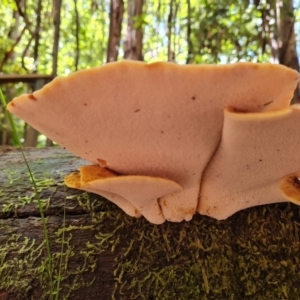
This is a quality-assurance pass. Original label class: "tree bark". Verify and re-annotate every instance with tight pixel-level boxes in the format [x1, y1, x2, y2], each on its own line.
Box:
[1, 148, 300, 299]
[52, 0, 62, 77]
[33, 0, 43, 73]
[107, 0, 124, 63]
[186, 0, 193, 64]
[124, 0, 144, 60]
[270, 0, 299, 104]
[167, 0, 179, 62]
[74, 0, 80, 70]
[23, 125, 39, 147]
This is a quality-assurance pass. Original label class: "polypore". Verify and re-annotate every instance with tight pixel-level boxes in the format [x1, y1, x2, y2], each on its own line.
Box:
[7, 61, 299, 223]
[199, 105, 300, 219]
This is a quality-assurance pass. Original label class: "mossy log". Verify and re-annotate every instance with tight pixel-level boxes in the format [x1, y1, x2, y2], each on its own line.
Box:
[1, 147, 300, 299]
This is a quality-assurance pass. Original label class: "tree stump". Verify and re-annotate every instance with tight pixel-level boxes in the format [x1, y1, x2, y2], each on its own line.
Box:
[1, 147, 300, 299]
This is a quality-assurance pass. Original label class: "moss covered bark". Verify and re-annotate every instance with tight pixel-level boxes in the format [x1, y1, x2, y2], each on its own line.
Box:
[1, 148, 300, 299]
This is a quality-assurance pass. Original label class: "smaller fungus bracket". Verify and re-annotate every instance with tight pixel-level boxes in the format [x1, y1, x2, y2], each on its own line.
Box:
[279, 173, 300, 205]
[65, 167, 141, 218]
[65, 165, 182, 224]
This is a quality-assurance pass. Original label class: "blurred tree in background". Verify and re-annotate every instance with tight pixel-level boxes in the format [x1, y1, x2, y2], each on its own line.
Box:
[0, 0, 299, 147]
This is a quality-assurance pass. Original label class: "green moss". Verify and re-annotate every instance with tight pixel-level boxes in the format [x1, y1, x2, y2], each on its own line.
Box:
[0, 214, 111, 299]
[0, 169, 57, 215]
[0, 231, 44, 298]
[3, 187, 300, 299]
[3, 154, 300, 299]
[0, 166, 112, 298]
[109, 205, 300, 300]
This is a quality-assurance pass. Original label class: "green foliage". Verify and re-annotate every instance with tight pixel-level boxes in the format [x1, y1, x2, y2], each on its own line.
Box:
[0, 0, 293, 75]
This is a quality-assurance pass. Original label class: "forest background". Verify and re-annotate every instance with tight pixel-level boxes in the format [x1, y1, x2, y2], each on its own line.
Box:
[0, 0, 299, 147]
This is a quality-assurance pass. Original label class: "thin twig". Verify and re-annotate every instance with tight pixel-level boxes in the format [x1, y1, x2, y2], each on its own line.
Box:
[14, 0, 35, 37]
[0, 26, 26, 72]
[21, 36, 33, 72]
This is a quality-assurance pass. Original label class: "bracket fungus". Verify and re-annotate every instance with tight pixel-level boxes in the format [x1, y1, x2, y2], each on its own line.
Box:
[65, 165, 182, 224]
[199, 105, 300, 219]
[7, 61, 300, 223]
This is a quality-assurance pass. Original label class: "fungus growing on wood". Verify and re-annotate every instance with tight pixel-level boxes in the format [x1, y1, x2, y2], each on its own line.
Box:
[65, 165, 182, 224]
[7, 61, 299, 223]
[199, 105, 300, 219]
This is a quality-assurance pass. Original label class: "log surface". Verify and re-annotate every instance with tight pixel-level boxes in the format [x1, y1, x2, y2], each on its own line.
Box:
[1, 147, 300, 300]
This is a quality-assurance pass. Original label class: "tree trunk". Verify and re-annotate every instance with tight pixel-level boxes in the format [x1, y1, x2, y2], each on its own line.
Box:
[107, 0, 124, 63]
[270, 0, 299, 104]
[1, 147, 300, 299]
[1, 112, 11, 146]
[73, 0, 80, 70]
[124, 0, 144, 60]
[167, 0, 179, 62]
[33, 0, 43, 73]
[52, 0, 62, 77]
[186, 0, 193, 64]
[23, 126, 39, 147]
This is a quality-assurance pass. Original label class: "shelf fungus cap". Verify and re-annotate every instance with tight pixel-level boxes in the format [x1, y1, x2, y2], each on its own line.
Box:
[64, 165, 140, 217]
[7, 61, 299, 222]
[199, 105, 300, 220]
[65, 165, 182, 224]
